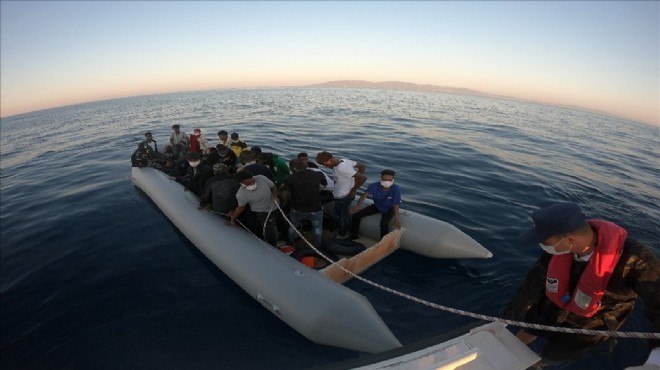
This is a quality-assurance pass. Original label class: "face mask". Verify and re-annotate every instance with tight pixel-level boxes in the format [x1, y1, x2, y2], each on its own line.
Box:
[380, 180, 394, 188]
[188, 161, 200, 168]
[539, 237, 570, 255]
[244, 183, 257, 191]
[232, 139, 239, 143]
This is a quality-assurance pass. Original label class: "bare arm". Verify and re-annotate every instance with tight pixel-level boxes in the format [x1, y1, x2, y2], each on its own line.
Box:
[349, 172, 367, 198]
[351, 192, 370, 214]
[229, 205, 246, 226]
[392, 204, 401, 229]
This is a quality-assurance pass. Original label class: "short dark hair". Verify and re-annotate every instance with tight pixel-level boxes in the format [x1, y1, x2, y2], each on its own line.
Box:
[234, 169, 254, 182]
[230, 132, 239, 139]
[218, 130, 228, 136]
[297, 152, 309, 159]
[172, 124, 180, 129]
[239, 150, 255, 163]
[381, 169, 395, 177]
[289, 158, 307, 171]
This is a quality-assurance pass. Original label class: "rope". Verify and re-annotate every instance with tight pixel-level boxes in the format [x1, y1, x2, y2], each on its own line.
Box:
[272, 202, 660, 340]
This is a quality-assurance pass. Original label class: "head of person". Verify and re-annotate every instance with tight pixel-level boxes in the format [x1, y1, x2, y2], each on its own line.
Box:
[212, 163, 228, 174]
[172, 124, 180, 133]
[186, 152, 201, 168]
[193, 128, 201, 137]
[144, 131, 153, 142]
[315, 151, 336, 168]
[250, 146, 262, 158]
[216, 144, 230, 156]
[235, 170, 257, 190]
[289, 158, 307, 172]
[297, 152, 310, 166]
[380, 169, 395, 188]
[257, 152, 273, 166]
[238, 150, 255, 165]
[218, 130, 228, 142]
[519, 202, 592, 255]
[230, 132, 240, 143]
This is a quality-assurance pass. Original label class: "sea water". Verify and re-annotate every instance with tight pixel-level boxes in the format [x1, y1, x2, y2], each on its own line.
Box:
[1, 88, 658, 370]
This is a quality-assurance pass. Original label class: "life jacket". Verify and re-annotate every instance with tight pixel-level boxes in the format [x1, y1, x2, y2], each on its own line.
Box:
[545, 219, 627, 317]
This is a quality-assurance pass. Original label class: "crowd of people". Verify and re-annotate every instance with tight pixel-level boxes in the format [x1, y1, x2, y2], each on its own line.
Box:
[131, 126, 658, 369]
[130, 126, 403, 249]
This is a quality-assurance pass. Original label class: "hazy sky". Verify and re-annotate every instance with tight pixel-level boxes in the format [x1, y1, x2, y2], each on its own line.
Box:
[1, 1, 658, 125]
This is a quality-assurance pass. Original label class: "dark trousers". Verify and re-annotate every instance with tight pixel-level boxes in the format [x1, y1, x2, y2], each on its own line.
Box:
[255, 211, 278, 247]
[350, 204, 394, 239]
[334, 195, 354, 237]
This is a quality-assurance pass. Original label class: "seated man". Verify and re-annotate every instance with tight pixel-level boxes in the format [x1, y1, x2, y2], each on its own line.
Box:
[184, 152, 213, 197]
[199, 163, 239, 215]
[350, 169, 401, 240]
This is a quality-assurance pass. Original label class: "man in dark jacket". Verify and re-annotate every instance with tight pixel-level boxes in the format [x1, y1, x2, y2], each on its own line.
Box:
[184, 152, 213, 197]
[281, 159, 327, 247]
[501, 202, 659, 367]
[199, 163, 239, 215]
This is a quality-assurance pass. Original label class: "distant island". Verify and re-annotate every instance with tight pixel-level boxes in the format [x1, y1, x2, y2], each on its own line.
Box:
[304, 80, 617, 121]
[306, 80, 491, 98]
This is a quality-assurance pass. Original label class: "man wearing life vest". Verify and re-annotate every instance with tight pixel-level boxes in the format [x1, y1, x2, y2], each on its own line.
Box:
[501, 202, 659, 368]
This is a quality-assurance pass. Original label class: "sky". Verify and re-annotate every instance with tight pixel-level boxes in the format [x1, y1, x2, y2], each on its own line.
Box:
[1, 1, 658, 126]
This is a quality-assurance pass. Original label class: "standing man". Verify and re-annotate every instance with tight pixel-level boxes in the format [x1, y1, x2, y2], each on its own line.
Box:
[217, 130, 229, 146]
[501, 202, 659, 367]
[350, 169, 401, 240]
[315, 151, 367, 240]
[169, 124, 187, 159]
[141, 131, 158, 154]
[229, 170, 280, 247]
[282, 159, 327, 248]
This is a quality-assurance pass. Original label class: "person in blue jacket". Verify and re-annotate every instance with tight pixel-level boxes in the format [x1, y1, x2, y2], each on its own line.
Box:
[349, 169, 401, 240]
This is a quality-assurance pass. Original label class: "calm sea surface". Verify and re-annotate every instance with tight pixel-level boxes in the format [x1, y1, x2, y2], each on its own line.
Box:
[1, 88, 658, 370]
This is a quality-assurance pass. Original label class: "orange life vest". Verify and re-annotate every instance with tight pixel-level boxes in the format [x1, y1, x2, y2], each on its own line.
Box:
[545, 219, 627, 317]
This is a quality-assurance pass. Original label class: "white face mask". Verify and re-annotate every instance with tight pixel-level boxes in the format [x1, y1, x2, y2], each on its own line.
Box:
[380, 180, 394, 188]
[232, 139, 239, 143]
[188, 160, 200, 168]
[539, 237, 570, 255]
[244, 183, 257, 191]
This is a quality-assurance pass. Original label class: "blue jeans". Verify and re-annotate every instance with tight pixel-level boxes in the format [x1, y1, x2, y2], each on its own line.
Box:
[334, 195, 354, 237]
[288, 209, 323, 248]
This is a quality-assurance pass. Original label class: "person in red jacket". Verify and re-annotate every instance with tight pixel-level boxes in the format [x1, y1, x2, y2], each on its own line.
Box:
[502, 202, 659, 367]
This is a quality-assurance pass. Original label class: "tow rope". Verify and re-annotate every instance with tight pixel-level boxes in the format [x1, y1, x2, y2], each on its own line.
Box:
[211, 202, 660, 340]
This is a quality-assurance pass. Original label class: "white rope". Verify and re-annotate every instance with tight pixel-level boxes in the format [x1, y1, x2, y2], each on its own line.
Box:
[272, 202, 660, 340]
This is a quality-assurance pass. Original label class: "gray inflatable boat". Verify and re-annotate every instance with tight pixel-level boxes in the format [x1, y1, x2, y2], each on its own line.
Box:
[131, 167, 492, 353]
